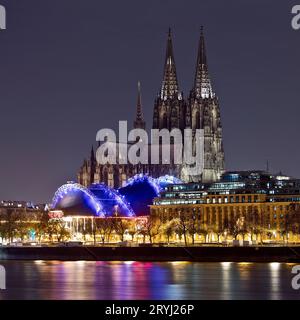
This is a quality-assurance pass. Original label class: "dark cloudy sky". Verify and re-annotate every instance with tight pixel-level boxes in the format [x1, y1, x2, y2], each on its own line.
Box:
[0, 0, 299, 203]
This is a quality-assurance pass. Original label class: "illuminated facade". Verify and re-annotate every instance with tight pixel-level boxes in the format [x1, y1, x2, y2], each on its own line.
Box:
[151, 171, 300, 243]
[78, 28, 225, 188]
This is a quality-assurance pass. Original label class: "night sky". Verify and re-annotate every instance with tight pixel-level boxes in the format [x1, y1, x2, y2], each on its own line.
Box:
[0, 0, 299, 203]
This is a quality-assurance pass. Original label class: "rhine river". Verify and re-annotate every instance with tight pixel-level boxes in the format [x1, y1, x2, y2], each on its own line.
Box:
[0, 261, 299, 300]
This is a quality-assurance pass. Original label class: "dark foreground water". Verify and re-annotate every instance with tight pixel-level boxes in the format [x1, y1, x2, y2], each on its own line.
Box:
[0, 261, 299, 300]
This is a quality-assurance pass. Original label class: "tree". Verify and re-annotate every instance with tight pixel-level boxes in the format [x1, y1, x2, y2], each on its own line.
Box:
[16, 210, 36, 242]
[237, 216, 248, 241]
[284, 205, 300, 243]
[247, 208, 261, 243]
[187, 212, 198, 245]
[163, 219, 176, 244]
[0, 209, 7, 242]
[47, 219, 70, 242]
[0, 209, 19, 242]
[112, 218, 130, 242]
[197, 219, 209, 243]
[228, 218, 239, 240]
[34, 211, 50, 243]
[94, 217, 114, 244]
[142, 215, 162, 244]
[212, 224, 224, 243]
[175, 212, 189, 246]
[56, 221, 70, 242]
[139, 228, 148, 244]
[127, 220, 137, 242]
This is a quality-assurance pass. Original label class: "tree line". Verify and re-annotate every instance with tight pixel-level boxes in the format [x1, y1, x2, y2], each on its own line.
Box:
[0, 206, 300, 245]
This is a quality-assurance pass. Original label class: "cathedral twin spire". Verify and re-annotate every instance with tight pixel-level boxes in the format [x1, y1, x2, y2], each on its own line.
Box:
[194, 26, 214, 99]
[160, 28, 181, 101]
[160, 27, 214, 101]
[135, 27, 215, 130]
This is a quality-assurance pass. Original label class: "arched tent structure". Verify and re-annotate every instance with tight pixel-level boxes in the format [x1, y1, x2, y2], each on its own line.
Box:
[52, 182, 135, 217]
[52, 183, 104, 217]
[52, 175, 182, 217]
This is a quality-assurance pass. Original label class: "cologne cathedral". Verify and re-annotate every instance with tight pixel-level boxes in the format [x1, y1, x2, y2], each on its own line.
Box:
[78, 28, 225, 188]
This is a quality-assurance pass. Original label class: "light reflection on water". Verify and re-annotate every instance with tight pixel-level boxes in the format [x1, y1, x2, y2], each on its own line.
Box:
[0, 261, 299, 300]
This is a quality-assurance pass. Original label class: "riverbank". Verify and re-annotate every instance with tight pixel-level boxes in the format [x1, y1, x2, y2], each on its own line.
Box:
[1, 246, 300, 262]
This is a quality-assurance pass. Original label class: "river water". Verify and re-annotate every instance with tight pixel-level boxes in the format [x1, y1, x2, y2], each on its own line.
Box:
[0, 261, 299, 300]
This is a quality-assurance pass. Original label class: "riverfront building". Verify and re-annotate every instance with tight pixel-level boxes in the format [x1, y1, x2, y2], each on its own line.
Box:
[150, 171, 300, 243]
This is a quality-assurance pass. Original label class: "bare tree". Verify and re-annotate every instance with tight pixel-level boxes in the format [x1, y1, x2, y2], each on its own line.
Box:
[47, 218, 70, 242]
[112, 218, 130, 242]
[175, 212, 190, 246]
[187, 212, 198, 245]
[142, 215, 162, 244]
[163, 219, 176, 244]
[197, 221, 209, 243]
[127, 220, 137, 242]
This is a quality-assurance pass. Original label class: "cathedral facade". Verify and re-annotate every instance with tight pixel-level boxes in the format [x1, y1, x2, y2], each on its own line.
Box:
[78, 28, 225, 188]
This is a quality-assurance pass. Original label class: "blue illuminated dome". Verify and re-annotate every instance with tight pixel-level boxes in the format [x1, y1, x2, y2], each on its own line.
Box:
[52, 175, 182, 217]
[89, 183, 134, 217]
[118, 174, 182, 216]
[52, 182, 134, 217]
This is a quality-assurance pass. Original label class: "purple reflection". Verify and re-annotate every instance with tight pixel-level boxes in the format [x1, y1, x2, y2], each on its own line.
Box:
[0, 261, 299, 300]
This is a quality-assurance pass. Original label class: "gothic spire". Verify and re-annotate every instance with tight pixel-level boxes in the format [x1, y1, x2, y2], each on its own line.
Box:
[134, 81, 146, 129]
[160, 28, 181, 100]
[90, 145, 95, 163]
[194, 26, 214, 99]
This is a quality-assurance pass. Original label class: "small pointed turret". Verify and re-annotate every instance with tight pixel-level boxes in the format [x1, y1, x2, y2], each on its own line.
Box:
[134, 81, 146, 129]
[90, 145, 96, 184]
[160, 28, 180, 100]
[194, 27, 214, 99]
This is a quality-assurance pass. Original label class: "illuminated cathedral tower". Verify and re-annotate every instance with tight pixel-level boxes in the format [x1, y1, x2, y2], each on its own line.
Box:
[188, 27, 225, 181]
[153, 29, 186, 131]
[153, 27, 225, 182]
